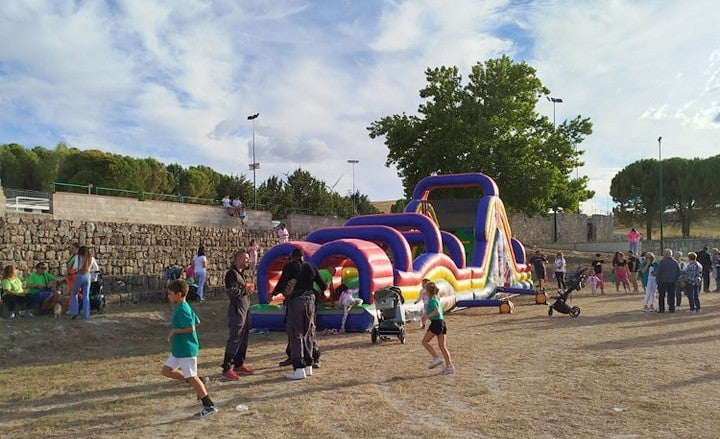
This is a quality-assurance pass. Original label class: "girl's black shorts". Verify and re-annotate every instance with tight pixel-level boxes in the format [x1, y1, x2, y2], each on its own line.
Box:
[428, 319, 447, 335]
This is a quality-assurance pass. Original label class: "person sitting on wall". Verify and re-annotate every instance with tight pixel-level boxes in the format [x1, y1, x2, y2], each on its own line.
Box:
[26, 262, 63, 315]
[221, 194, 233, 216]
[231, 196, 242, 217]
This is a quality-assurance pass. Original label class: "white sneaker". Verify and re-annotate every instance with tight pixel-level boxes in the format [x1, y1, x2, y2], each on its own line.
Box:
[9, 312, 15, 319]
[428, 357, 443, 369]
[287, 368, 306, 380]
[440, 365, 456, 375]
[304, 366, 313, 377]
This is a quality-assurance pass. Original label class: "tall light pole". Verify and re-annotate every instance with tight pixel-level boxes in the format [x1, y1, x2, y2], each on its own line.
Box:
[658, 136, 664, 252]
[348, 159, 359, 212]
[547, 96, 563, 129]
[547, 96, 563, 242]
[247, 113, 260, 209]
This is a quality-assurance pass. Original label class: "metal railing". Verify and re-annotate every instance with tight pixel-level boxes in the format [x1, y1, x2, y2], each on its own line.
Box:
[5, 196, 50, 212]
[52, 182, 219, 206]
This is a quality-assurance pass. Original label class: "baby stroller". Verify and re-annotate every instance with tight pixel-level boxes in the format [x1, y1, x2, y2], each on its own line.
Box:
[67, 272, 106, 314]
[370, 286, 406, 344]
[81, 272, 106, 314]
[547, 267, 587, 318]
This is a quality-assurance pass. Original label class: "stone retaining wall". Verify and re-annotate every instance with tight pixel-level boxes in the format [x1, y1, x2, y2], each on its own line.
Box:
[0, 212, 302, 301]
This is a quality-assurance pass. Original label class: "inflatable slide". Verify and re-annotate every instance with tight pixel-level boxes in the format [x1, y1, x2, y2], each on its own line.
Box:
[250, 173, 536, 331]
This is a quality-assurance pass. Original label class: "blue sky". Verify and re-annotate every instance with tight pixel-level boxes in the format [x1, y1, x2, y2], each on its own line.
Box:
[1, 0, 719, 214]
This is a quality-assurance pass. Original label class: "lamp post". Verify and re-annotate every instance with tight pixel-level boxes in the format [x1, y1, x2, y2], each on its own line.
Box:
[658, 136, 664, 252]
[348, 159, 359, 212]
[547, 96, 563, 243]
[547, 96, 563, 129]
[247, 113, 260, 209]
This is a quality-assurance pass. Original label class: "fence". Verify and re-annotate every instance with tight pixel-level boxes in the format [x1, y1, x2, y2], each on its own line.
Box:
[52, 182, 219, 206]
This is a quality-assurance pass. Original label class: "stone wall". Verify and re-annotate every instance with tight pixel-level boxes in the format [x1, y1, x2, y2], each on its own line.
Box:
[0, 212, 283, 301]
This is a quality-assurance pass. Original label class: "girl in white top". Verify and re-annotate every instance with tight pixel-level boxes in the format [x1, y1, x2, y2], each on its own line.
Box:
[193, 245, 208, 301]
[277, 223, 289, 243]
[70, 245, 100, 320]
[553, 252, 566, 291]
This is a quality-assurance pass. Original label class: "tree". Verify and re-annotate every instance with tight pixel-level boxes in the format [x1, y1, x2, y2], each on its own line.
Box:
[610, 159, 659, 239]
[0, 143, 41, 189]
[368, 56, 594, 215]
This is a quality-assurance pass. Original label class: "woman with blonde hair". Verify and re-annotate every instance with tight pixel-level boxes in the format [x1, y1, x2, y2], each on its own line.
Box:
[69, 246, 99, 320]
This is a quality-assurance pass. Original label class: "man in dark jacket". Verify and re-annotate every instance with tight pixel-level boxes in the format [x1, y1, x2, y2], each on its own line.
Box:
[220, 251, 254, 380]
[271, 248, 326, 380]
[696, 245, 712, 293]
[655, 248, 680, 313]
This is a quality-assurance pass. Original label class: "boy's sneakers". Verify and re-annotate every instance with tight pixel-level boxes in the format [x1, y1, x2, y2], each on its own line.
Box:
[9, 312, 15, 319]
[233, 364, 254, 375]
[287, 368, 306, 380]
[221, 369, 240, 381]
[428, 357, 443, 369]
[195, 405, 218, 418]
[440, 365, 456, 375]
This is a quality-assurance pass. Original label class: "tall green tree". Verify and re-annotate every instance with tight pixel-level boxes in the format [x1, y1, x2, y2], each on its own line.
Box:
[610, 159, 659, 239]
[0, 143, 41, 189]
[368, 56, 594, 215]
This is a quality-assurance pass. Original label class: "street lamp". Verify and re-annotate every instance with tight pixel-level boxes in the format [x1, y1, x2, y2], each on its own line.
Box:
[348, 159, 359, 212]
[658, 136, 664, 252]
[547, 96, 563, 242]
[247, 113, 260, 209]
[547, 96, 563, 128]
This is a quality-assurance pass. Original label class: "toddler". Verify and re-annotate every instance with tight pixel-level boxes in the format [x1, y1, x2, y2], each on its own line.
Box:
[338, 285, 363, 333]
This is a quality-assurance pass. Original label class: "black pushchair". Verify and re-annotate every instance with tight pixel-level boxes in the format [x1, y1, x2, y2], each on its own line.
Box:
[371, 286, 406, 344]
[77, 272, 106, 314]
[547, 267, 587, 318]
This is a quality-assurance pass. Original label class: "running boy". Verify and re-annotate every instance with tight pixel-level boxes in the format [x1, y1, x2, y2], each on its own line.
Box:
[421, 282, 454, 375]
[161, 279, 218, 418]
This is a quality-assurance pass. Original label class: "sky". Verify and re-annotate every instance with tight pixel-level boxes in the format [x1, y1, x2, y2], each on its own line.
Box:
[1, 0, 719, 214]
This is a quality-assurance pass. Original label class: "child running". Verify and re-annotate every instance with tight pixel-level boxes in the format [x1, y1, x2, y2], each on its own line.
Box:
[161, 279, 218, 418]
[421, 282, 454, 375]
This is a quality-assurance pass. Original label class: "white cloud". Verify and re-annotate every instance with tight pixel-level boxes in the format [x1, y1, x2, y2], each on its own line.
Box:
[1, 0, 719, 211]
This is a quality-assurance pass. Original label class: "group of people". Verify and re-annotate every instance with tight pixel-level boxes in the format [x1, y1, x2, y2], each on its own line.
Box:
[1, 242, 100, 320]
[221, 195, 248, 224]
[528, 242, 720, 314]
[162, 246, 455, 417]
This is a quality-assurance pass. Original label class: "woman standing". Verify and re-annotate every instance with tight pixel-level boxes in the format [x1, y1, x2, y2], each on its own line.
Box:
[70, 246, 99, 320]
[612, 251, 630, 293]
[193, 245, 208, 301]
[553, 251, 566, 291]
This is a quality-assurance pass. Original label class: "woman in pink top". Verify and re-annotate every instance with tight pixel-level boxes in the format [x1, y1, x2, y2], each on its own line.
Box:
[627, 228, 641, 254]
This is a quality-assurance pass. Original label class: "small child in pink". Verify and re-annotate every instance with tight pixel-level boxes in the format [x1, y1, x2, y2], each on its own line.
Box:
[339, 285, 363, 333]
[414, 279, 430, 328]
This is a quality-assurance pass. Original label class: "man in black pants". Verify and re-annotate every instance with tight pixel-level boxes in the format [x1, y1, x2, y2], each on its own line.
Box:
[220, 251, 254, 380]
[696, 245, 712, 293]
[271, 248, 325, 380]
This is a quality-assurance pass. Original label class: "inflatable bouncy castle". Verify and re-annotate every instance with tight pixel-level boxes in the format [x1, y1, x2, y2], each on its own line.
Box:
[250, 173, 536, 331]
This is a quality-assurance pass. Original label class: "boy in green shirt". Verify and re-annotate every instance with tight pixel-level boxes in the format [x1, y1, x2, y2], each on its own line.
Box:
[161, 280, 217, 418]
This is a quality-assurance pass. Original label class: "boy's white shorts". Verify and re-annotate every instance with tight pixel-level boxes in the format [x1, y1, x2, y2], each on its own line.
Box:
[164, 355, 198, 379]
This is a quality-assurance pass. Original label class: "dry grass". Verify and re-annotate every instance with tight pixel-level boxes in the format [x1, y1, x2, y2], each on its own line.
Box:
[3, 280, 720, 439]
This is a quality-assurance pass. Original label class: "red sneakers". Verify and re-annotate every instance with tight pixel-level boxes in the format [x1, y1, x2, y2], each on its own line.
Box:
[233, 364, 254, 375]
[222, 369, 240, 381]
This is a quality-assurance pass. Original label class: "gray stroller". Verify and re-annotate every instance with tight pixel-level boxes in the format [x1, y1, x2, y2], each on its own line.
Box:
[370, 286, 406, 344]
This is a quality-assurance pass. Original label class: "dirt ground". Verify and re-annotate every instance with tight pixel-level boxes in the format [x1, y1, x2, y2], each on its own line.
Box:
[2, 250, 720, 439]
